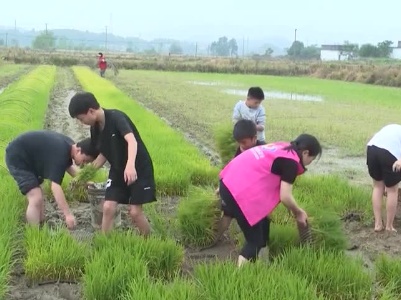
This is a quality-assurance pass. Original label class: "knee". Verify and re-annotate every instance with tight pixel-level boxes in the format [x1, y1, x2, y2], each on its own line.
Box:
[26, 188, 43, 207]
[103, 201, 117, 216]
[129, 205, 144, 220]
[386, 185, 399, 195]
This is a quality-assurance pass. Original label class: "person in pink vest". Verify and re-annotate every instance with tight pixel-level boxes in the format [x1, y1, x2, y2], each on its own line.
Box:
[219, 133, 322, 266]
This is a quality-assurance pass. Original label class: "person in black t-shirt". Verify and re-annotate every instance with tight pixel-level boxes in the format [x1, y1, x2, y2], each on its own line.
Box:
[68, 92, 156, 236]
[208, 120, 266, 249]
[5, 131, 99, 229]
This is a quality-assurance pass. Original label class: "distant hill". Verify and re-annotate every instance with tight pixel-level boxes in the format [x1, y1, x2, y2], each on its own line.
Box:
[0, 27, 290, 56]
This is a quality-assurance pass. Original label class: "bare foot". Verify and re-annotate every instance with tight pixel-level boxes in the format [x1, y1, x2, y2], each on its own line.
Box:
[385, 227, 397, 233]
[374, 224, 384, 232]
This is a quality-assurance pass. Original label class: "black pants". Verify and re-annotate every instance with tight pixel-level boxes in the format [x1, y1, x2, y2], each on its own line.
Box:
[219, 180, 270, 261]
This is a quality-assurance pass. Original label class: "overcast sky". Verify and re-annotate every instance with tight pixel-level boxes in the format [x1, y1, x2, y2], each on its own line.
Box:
[1, 0, 400, 45]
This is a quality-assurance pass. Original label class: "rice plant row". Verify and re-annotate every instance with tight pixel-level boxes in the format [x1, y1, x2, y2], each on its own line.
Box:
[0, 65, 56, 298]
[72, 66, 219, 196]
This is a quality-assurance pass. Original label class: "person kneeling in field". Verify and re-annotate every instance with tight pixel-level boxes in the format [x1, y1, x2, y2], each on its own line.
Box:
[212, 119, 266, 246]
[68, 92, 156, 236]
[219, 134, 322, 266]
[5, 131, 97, 229]
[367, 124, 401, 232]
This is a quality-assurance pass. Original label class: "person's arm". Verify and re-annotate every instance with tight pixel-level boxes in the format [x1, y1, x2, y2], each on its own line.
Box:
[232, 102, 241, 123]
[256, 106, 266, 132]
[92, 153, 107, 169]
[66, 165, 79, 177]
[51, 181, 72, 216]
[280, 182, 303, 216]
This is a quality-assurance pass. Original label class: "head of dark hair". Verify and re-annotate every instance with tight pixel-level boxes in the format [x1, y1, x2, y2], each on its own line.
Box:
[233, 119, 257, 141]
[77, 138, 99, 158]
[68, 92, 100, 118]
[98, 52, 103, 56]
[285, 133, 322, 159]
[247, 87, 265, 101]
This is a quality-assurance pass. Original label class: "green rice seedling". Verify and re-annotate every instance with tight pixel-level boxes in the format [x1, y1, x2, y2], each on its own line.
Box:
[274, 247, 373, 299]
[293, 174, 372, 221]
[375, 254, 401, 294]
[24, 225, 89, 283]
[177, 186, 221, 247]
[83, 246, 149, 300]
[194, 260, 323, 299]
[0, 176, 25, 299]
[64, 164, 108, 202]
[303, 205, 348, 251]
[92, 230, 184, 280]
[213, 122, 237, 166]
[121, 276, 200, 300]
[268, 223, 299, 257]
[144, 202, 176, 239]
[72, 66, 219, 196]
[376, 282, 399, 300]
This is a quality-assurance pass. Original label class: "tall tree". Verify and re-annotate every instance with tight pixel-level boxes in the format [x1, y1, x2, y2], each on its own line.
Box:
[32, 32, 56, 50]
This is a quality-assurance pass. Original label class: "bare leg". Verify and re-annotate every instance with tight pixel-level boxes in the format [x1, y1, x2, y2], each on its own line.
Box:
[102, 200, 117, 233]
[385, 185, 398, 232]
[129, 204, 151, 237]
[372, 180, 385, 231]
[39, 187, 45, 224]
[26, 187, 44, 226]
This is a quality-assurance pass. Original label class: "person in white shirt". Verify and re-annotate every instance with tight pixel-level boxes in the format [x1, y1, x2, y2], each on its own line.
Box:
[232, 87, 266, 143]
[367, 124, 401, 232]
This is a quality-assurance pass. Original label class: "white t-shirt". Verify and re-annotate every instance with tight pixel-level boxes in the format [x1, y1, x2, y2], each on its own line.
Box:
[232, 100, 266, 142]
[367, 124, 401, 159]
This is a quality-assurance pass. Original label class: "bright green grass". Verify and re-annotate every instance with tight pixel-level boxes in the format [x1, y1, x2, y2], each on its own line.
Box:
[111, 69, 401, 157]
[0, 64, 29, 83]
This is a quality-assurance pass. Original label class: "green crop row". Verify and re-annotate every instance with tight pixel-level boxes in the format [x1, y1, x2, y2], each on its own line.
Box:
[72, 66, 218, 196]
[0, 65, 56, 298]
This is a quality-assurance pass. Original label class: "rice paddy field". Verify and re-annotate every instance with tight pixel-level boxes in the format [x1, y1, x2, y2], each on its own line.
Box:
[1, 61, 401, 299]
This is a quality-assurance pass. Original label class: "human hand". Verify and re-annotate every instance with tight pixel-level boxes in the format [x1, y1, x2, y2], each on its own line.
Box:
[124, 164, 137, 185]
[393, 160, 401, 172]
[65, 214, 77, 230]
[295, 209, 308, 227]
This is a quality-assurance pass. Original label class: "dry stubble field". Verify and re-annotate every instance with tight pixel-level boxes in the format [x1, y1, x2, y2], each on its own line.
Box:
[2, 63, 401, 299]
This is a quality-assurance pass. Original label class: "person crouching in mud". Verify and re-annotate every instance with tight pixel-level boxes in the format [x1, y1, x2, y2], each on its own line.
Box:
[218, 134, 322, 267]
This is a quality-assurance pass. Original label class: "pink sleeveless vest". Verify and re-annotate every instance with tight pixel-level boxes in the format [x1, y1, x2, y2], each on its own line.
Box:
[219, 142, 305, 226]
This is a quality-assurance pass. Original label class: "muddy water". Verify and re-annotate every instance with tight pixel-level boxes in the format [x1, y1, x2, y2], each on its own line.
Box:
[224, 88, 323, 102]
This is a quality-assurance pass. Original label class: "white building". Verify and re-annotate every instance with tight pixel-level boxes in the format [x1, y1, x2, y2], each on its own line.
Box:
[320, 45, 352, 61]
[390, 41, 401, 59]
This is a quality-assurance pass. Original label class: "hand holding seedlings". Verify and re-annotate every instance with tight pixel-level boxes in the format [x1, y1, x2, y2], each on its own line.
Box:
[65, 213, 77, 229]
[392, 159, 401, 172]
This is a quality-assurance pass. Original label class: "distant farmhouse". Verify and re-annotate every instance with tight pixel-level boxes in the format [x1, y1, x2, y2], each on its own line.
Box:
[320, 45, 354, 61]
[390, 41, 401, 59]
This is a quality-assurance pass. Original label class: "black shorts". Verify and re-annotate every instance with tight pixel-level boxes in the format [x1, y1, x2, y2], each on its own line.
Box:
[367, 145, 401, 187]
[105, 169, 156, 205]
[219, 180, 270, 248]
[5, 146, 43, 195]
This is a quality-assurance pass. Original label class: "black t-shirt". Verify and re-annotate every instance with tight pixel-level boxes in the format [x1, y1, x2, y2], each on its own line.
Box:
[7, 130, 73, 184]
[90, 109, 152, 175]
[271, 157, 300, 184]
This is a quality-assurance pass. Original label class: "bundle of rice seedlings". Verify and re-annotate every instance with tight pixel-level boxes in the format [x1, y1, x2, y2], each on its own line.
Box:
[24, 224, 89, 283]
[194, 260, 323, 299]
[121, 276, 199, 300]
[92, 230, 184, 280]
[65, 164, 107, 203]
[177, 186, 221, 248]
[274, 247, 372, 300]
[302, 205, 348, 251]
[375, 254, 401, 294]
[269, 223, 299, 257]
[213, 122, 237, 166]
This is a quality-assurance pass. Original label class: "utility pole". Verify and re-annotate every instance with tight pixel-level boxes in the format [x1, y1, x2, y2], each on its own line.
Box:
[14, 19, 16, 31]
[105, 26, 108, 51]
[246, 36, 249, 56]
[195, 42, 198, 57]
[45, 23, 48, 34]
[294, 28, 297, 42]
[5, 33, 8, 47]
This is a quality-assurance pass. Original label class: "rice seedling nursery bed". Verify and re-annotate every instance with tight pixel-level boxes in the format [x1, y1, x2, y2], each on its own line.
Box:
[1, 64, 401, 299]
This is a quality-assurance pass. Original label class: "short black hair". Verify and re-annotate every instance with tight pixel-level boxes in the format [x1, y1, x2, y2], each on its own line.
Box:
[233, 119, 257, 141]
[285, 133, 322, 159]
[98, 52, 103, 56]
[248, 87, 265, 101]
[68, 92, 100, 118]
[77, 138, 99, 158]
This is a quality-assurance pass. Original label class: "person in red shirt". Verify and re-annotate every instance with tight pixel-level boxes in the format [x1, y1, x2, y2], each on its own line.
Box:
[97, 52, 107, 77]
